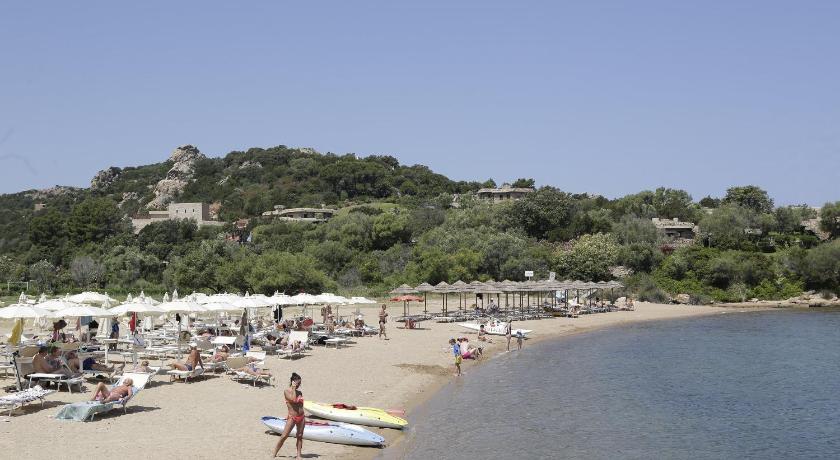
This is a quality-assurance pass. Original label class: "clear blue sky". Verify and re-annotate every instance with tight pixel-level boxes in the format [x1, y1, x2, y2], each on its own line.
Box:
[2, 1, 839, 205]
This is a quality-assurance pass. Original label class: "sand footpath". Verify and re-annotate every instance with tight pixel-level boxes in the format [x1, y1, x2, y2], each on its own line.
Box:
[0, 302, 754, 460]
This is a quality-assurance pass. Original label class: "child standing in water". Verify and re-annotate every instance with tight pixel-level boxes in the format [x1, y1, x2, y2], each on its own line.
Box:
[516, 330, 524, 350]
[450, 338, 462, 376]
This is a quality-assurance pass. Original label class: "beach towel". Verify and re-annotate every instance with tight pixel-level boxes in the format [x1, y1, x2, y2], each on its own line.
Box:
[54, 401, 117, 421]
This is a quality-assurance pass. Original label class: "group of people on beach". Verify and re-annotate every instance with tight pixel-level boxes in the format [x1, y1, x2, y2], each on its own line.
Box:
[451, 320, 524, 376]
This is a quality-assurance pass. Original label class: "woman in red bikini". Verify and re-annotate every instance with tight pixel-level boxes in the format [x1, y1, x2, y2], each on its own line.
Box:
[273, 372, 305, 459]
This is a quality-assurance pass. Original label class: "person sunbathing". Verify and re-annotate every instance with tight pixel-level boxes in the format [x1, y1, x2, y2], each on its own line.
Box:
[32, 347, 58, 374]
[169, 344, 204, 372]
[91, 378, 134, 403]
[132, 360, 154, 373]
[67, 352, 121, 374]
[235, 362, 272, 379]
[212, 345, 231, 362]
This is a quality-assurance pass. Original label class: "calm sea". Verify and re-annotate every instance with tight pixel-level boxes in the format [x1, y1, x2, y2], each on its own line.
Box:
[383, 310, 840, 460]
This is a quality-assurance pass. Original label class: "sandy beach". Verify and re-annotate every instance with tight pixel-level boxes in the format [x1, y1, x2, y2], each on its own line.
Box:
[0, 301, 753, 460]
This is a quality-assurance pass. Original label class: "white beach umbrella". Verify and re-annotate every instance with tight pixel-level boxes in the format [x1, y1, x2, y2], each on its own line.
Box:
[126, 293, 134, 302]
[108, 302, 165, 316]
[18, 292, 27, 303]
[36, 299, 83, 312]
[317, 293, 350, 304]
[201, 302, 242, 313]
[290, 293, 320, 305]
[270, 293, 294, 306]
[157, 301, 206, 314]
[53, 305, 115, 318]
[0, 304, 53, 319]
[67, 291, 117, 305]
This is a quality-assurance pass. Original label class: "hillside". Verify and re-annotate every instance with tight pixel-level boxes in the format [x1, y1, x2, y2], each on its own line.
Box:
[0, 144, 838, 301]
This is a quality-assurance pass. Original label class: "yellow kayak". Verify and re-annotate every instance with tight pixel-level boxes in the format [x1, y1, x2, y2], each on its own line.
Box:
[303, 401, 408, 429]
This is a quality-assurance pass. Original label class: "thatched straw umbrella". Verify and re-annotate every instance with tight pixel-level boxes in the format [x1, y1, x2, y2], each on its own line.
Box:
[450, 280, 469, 311]
[433, 281, 454, 315]
[414, 282, 435, 313]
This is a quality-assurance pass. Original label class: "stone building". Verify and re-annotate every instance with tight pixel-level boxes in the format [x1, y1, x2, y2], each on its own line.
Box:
[652, 217, 698, 240]
[131, 202, 223, 233]
[476, 183, 534, 203]
[261, 206, 336, 223]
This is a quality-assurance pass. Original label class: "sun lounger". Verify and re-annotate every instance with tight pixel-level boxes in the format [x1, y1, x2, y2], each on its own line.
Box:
[28, 373, 84, 393]
[226, 357, 272, 387]
[277, 331, 309, 359]
[0, 385, 55, 416]
[166, 366, 205, 383]
[244, 351, 266, 366]
[54, 373, 149, 421]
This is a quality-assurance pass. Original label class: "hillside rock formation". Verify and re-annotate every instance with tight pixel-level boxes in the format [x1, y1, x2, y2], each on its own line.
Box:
[147, 145, 205, 209]
[90, 166, 122, 190]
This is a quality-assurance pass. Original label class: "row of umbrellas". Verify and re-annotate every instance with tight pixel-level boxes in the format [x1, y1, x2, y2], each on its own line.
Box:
[1, 291, 379, 320]
[391, 279, 624, 295]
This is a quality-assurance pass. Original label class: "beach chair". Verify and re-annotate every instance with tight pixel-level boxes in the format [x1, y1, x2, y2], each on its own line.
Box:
[166, 365, 205, 383]
[278, 331, 309, 359]
[55, 373, 150, 421]
[0, 385, 56, 416]
[227, 356, 272, 387]
[25, 360, 84, 393]
[244, 350, 266, 367]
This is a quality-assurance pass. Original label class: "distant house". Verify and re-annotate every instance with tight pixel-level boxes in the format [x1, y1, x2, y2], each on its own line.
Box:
[261, 206, 336, 223]
[652, 217, 698, 240]
[131, 202, 224, 233]
[476, 183, 534, 203]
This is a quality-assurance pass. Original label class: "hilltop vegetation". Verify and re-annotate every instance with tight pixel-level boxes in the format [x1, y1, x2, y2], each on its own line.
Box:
[1, 145, 838, 302]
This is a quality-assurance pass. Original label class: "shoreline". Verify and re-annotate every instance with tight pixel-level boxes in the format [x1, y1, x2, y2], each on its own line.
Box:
[1, 302, 771, 460]
[348, 302, 770, 460]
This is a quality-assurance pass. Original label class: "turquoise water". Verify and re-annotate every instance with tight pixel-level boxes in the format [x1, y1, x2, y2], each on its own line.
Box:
[385, 310, 840, 459]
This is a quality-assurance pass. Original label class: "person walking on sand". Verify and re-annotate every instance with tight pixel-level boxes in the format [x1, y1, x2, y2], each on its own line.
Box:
[378, 304, 389, 340]
[449, 338, 462, 376]
[516, 330, 524, 350]
[505, 320, 513, 352]
[273, 372, 305, 459]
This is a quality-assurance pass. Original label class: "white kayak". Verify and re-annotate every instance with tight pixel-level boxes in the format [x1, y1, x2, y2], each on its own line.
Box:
[458, 321, 532, 336]
[304, 401, 408, 429]
[261, 416, 385, 447]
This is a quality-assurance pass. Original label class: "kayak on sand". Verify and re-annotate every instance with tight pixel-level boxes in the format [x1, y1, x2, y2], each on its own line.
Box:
[304, 401, 408, 429]
[261, 416, 385, 447]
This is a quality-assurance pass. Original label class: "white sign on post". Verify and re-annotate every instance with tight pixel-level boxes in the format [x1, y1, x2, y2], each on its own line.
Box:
[524, 270, 534, 279]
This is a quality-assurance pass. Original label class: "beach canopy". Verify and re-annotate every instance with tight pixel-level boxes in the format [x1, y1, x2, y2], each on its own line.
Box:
[414, 282, 435, 293]
[108, 302, 164, 316]
[158, 301, 206, 313]
[200, 302, 241, 313]
[0, 304, 53, 319]
[36, 299, 83, 311]
[66, 291, 117, 305]
[54, 305, 114, 318]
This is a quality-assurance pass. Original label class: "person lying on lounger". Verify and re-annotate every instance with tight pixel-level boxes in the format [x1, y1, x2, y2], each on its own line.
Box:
[235, 362, 272, 379]
[91, 378, 134, 403]
[169, 344, 204, 372]
[66, 352, 122, 374]
[131, 360, 154, 373]
[212, 345, 231, 362]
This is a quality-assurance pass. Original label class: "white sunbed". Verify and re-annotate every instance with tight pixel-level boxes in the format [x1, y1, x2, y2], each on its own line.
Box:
[0, 385, 56, 416]
[55, 373, 150, 421]
[166, 365, 205, 383]
[277, 331, 309, 359]
[226, 357, 272, 387]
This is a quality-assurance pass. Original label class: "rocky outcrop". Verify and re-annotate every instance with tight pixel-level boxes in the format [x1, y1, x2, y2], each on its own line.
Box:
[239, 160, 262, 169]
[119, 191, 139, 208]
[26, 186, 81, 200]
[674, 293, 691, 304]
[146, 145, 206, 209]
[90, 167, 122, 190]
